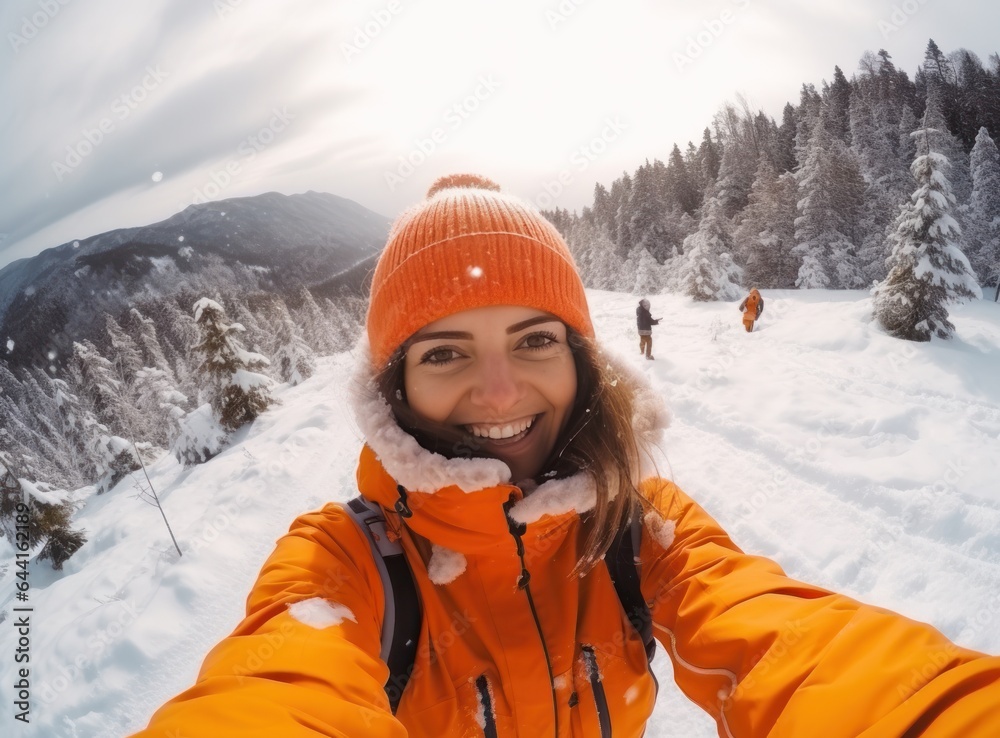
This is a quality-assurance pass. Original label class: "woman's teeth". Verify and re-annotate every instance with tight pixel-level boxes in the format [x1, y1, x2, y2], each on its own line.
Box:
[467, 416, 535, 439]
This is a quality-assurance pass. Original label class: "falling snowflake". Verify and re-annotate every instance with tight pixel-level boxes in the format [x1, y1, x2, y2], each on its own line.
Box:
[5, 339, 13, 353]
[178, 235, 185, 242]
[152, 171, 163, 182]
[468, 266, 483, 278]
[73, 240, 80, 248]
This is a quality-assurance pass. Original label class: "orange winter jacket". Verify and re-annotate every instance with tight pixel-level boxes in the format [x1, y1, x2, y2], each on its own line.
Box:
[739, 290, 763, 324]
[133, 360, 1000, 738]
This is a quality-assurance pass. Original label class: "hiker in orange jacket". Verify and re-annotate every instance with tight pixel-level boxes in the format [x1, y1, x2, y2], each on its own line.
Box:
[739, 288, 764, 332]
[133, 175, 1000, 738]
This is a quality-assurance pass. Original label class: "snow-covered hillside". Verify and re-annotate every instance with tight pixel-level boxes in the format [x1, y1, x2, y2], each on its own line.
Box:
[2, 289, 999, 737]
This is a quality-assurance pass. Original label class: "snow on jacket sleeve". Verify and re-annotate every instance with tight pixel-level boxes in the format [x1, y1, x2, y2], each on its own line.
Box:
[639, 479, 1000, 738]
[131, 503, 405, 738]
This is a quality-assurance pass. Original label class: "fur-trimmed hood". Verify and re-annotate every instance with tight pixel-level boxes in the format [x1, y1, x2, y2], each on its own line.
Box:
[348, 339, 669, 557]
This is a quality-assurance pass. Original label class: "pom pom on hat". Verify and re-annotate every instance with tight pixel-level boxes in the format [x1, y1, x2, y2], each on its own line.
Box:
[366, 174, 594, 367]
[426, 173, 501, 198]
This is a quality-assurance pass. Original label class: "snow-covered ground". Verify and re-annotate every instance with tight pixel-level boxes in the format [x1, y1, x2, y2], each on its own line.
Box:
[2, 289, 999, 737]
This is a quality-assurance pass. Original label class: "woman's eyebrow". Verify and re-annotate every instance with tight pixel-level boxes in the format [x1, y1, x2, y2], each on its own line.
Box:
[408, 330, 473, 345]
[408, 317, 559, 345]
[506, 316, 561, 334]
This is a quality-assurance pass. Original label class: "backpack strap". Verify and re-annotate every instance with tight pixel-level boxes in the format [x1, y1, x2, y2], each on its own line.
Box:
[345, 495, 653, 714]
[344, 496, 421, 714]
[605, 502, 655, 662]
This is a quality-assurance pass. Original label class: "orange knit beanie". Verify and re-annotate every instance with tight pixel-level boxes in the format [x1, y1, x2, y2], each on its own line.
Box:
[366, 174, 594, 367]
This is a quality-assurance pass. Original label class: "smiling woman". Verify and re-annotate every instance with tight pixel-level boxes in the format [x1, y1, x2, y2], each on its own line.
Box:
[399, 306, 578, 484]
[133, 174, 1000, 738]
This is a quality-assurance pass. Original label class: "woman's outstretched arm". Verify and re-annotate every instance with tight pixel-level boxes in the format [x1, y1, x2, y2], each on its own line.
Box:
[640, 479, 1000, 738]
[130, 503, 406, 738]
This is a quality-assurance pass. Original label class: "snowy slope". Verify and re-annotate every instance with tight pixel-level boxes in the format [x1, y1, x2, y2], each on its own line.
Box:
[2, 289, 999, 738]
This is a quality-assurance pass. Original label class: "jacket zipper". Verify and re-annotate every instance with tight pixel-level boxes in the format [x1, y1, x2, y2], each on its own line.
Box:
[475, 675, 498, 738]
[503, 494, 559, 737]
[581, 645, 612, 738]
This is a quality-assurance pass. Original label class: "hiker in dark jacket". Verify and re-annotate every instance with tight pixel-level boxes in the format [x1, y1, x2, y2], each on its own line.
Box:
[636, 298, 660, 359]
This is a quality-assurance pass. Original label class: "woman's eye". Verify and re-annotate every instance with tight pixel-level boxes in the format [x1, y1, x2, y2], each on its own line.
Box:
[420, 347, 460, 365]
[521, 331, 558, 350]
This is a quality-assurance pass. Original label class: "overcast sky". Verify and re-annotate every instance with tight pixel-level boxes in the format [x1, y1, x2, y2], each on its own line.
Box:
[1, 0, 996, 269]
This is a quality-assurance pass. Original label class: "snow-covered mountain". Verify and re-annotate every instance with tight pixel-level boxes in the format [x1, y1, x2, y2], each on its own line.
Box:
[0, 191, 389, 371]
[1, 289, 999, 737]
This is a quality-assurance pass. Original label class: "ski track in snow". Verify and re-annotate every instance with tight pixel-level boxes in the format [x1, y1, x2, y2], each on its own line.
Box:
[1, 290, 998, 738]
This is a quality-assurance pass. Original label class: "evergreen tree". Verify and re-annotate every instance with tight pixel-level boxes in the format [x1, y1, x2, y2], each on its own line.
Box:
[873, 121, 981, 340]
[172, 404, 229, 467]
[53, 381, 138, 494]
[0, 457, 87, 570]
[774, 103, 798, 173]
[666, 144, 699, 215]
[292, 286, 336, 356]
[126, 307, 175, 384]
[627, 161, 670, 260]
[133, 367, 188, 447]
[696, 128, 721, 193]
[793, 111, 866, 288]
[68, 340, 122, 429]
[191, 298, 274, 432]
[921, 84, 972, 207]
[735, 160, 800, 288]
[626, 247, 665, 296]
[967, 127, 1000, 286]
[678, 194, 742, 301]
[105, 314, 143, 385]
[822, 65, 853, 143]
[272, 305, 316, 386]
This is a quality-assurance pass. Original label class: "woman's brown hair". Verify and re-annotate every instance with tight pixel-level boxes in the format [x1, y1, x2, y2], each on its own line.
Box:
[375, 326, 649, 574]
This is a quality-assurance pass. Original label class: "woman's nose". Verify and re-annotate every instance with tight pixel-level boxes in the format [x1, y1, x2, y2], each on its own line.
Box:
[469, 357, 521, 414]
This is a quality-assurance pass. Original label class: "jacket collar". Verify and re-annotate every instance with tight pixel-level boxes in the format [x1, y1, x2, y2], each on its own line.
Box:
[349, 339, 669, 555]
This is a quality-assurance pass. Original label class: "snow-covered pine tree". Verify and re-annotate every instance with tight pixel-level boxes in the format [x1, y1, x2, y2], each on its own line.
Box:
[321, 295, 365, 353]
[0, 456, 86, 570]
[191, 297, 274, 432]
[627, 161, 672, 262]
[293, 286, 336, 356]
[850, 93, 915, 284]
[133, 367, 188, 447]
[105, 313, 149, 442]
[920, 84, 972, 208]
[626, 247, 665, 296]
[172, 403, 228, 467]
[793, 110, 866, 288]
[734, 158, 800, 288]
[126, 307, 175, 382]
[967, 127, 1000, 287]
[105, 313, 143, 385]
[52, 380, 137, 493]
[565, 217, 625, 291]
[666, 144, 700, 215]
[678, 193, 742, 301]
[696, 127, 722, 194]
[68, 340, 122, 429]
[272, 303, 316, 386]
[872, 120, 981, 340]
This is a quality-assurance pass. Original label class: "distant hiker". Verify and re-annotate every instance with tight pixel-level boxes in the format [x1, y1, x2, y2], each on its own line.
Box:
[135, 175, 1000, 738]
[739, 288, 764, 332]
[636, 298, 660, 359]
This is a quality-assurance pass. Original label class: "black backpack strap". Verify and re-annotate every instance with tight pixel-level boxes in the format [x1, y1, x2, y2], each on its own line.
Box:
[605, 502, 655, 662]
[344, 496, 421, 714]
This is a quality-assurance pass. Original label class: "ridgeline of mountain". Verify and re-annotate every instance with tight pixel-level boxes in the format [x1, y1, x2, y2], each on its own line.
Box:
[0, 191, 389, 371]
